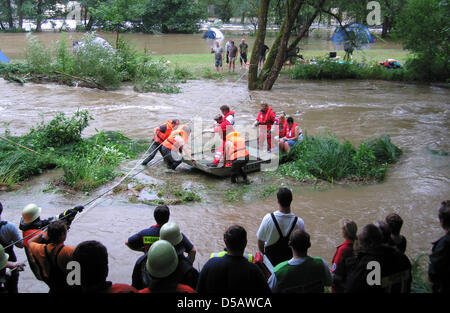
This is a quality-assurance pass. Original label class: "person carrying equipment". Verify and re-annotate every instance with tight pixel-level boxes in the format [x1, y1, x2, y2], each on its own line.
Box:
[220, 105, 235, 126]
[254, 102, 277, 153]
[160, 125, 192, 170]
[224, 131, 250, 184]
[142, 119, 180, 166]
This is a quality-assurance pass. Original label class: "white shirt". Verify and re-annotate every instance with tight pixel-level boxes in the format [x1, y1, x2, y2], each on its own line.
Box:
[256, 210, 305, 247]
[225, 114, 235, 125]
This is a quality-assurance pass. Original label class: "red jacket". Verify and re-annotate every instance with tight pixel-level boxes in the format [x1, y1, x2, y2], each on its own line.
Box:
[107, 283, 138, 293]
[331, 240, 354, 273]
[214, 118, 234, 142]
[256, 107, 276, 126]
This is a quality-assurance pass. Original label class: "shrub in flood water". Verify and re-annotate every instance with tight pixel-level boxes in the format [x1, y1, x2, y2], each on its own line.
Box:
[279, 134, 402, 183]
[0, 111, 148, 191]
[290, 58, 410, 81]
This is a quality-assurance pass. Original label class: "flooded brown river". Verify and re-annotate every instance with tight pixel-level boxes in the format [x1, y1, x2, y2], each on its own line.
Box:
[0, 34, 449, 293]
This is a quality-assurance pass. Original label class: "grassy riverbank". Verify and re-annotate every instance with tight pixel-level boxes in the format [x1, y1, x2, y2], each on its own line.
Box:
[0, 111, 148, 192]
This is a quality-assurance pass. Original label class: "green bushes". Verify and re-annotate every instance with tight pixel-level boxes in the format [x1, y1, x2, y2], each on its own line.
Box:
[0, 111, 148, 191]
[16, 32, 188, 92]
[279, 134, 402, 183]
[290, 58, 410, 81]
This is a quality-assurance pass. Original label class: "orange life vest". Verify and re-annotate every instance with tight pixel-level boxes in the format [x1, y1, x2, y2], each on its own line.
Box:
[154, 120, 175, 144]
[162, 125, 188, 151]
[286, 122, 299, 138]
[225, 132, 249, 164]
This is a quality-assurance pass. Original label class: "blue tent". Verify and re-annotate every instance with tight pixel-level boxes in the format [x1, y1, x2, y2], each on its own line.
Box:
[330, 23, 374, 50]
[0, 50, 10, 63]
[202, 27, 224, 40]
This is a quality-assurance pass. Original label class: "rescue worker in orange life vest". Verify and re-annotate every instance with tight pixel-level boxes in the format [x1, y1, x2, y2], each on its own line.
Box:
[142, 119, 180, 166]
[160, 125, 192, 170]
[224, 131, 250, 184]
[18, 203, 83, 282]
[279, 117, 303, 153]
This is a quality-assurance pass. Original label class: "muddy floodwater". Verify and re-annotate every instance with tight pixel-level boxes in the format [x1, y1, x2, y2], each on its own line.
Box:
[0, 33, 449, 293]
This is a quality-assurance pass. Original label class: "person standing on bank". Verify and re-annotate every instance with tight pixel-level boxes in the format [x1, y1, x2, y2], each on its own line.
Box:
[239, 38, 249, 70]
[228, 41, 238, 73]
[211, 41, 224, 74]
[257, 188, 305, 267]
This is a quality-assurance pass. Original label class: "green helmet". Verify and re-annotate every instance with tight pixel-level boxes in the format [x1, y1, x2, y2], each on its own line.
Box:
[146, 240, 178, 278]
[0, 244, 9, 270]
[22, 203, 42, 225]
[160, 222, 183, 246]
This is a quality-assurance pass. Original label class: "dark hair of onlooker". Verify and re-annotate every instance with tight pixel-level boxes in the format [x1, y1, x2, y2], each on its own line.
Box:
[224, 225, 247, 253]
[375, 221, 391, 244]
[47, 220, 67, 245]
[220, 105, 230, 113]
[287, 117, 294, 124]
[277, 188, 293, 208]
[438, 200, 450, 230]
[341, 219, 358, 241]
[358, 224, 383, 251]
[289, 229, 311, 254]
[154, 205, 170, 225]
[72, 240, 108, 287]
[385, 213, 403, 236]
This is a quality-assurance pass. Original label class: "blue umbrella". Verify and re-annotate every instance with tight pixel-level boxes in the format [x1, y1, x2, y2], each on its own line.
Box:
[0, 50, 10, 63]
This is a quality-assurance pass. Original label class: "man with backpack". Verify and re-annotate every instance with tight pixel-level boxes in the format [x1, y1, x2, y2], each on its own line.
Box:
[256, 188, 305, 267]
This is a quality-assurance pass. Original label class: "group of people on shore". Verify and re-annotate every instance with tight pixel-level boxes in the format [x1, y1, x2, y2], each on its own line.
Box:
[1, 194, 449, 293]
[211, 37, 270, 73]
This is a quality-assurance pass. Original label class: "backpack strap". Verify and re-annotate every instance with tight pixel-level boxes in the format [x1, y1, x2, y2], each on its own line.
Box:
[270, 213, 283, 238]
[286, 217, 299, 238]
[270, 214, 298, 239]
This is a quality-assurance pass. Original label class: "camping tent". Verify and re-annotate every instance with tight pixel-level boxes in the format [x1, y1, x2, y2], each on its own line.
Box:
[330, 23, 374, 51]
[0, 50, 10, 63]
[203, 27, 224, 47]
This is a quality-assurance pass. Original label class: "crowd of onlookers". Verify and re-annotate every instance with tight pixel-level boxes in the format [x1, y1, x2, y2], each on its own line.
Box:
[0, 193, 449, 293]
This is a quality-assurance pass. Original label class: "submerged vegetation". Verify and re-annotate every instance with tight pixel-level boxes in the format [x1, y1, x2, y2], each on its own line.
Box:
[0, 110, 148, 191]
[0, 32, 188, 93]
[279, 134, 402, 183]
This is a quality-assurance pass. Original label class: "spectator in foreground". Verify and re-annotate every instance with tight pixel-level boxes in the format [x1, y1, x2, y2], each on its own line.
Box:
[257, 187, 305, 267]
[269, 229, 332, 293]
[385, 213, 407, 253]
[197, 225, 270, 293]
[345, 224, 411, 293]
[0, 201, 24, 293]
[331, 218, 357, 293]
[73, 240, 137, 293]
[139, 240, 195, 293]
[429, 200, 450, 293]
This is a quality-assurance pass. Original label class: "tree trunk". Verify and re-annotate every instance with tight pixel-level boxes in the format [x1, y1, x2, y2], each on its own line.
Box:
[262, 0, 305, 90]
[18, 0, 24, 30]
[86, 16, 94, 30]
[248, 0, 271, 90]
[36, 1, 44, 32]
[382, 16, 390, 38]
[249, 0, 326, 91]
[6, 0, 14, 29]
